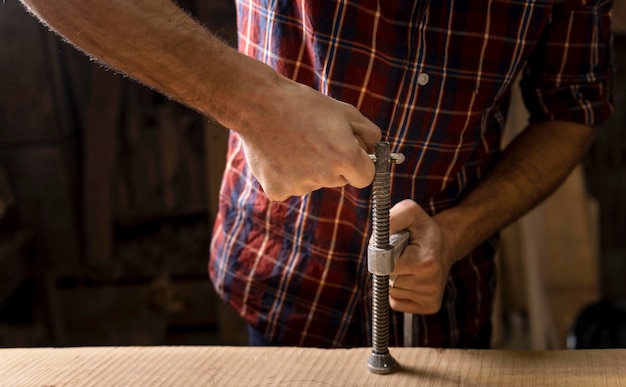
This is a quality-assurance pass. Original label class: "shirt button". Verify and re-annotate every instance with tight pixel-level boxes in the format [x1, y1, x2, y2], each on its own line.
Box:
[417, 72, 429, 86]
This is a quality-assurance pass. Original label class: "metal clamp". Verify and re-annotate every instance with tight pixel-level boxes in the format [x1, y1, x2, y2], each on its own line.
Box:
[367, 231, 410, 276]
[366, 141, 406, 375]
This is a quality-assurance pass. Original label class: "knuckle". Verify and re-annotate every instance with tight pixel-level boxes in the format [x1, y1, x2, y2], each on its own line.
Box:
[423, 257, 444, 277]
[261, 184, 288, 201]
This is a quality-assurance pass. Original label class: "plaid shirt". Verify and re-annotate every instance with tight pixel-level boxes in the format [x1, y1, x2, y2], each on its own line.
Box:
[210, 0, 613, 348]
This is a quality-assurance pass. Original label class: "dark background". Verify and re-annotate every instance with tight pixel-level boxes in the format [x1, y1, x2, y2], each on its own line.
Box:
[0, 0, 244, 346]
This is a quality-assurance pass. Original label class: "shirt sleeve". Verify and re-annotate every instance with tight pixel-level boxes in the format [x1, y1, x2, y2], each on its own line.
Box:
[520, 0, 614, 127]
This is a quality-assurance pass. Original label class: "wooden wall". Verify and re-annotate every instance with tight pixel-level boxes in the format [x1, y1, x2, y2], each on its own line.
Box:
[0, 0, 241, 347]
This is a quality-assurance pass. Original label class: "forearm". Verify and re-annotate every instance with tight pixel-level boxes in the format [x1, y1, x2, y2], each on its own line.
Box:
[20, 0, 277, 132]
[20, 0, 382, 200]
[435, 120, 595, 264]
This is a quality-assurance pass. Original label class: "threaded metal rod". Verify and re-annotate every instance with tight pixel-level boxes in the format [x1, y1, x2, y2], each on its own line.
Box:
[371, 142, 391, 354]
[366, 141, 397, 374]
[372, 142, 391, 248]
[371, 274, 390, 354]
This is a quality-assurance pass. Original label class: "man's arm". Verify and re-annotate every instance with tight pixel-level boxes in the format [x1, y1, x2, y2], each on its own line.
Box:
[437, 120, 594, 265]
[388, 120, 594, 314]
[20, 0, 381, 200]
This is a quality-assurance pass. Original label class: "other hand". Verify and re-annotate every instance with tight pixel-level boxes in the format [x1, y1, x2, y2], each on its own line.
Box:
[388, 199, 453, 314]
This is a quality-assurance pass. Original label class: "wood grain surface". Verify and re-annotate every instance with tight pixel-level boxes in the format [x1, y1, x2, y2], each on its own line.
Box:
[1, 346, 624, 386]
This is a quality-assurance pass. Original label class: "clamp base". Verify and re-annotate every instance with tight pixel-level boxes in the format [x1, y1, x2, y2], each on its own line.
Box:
[366, 350, 397, 374]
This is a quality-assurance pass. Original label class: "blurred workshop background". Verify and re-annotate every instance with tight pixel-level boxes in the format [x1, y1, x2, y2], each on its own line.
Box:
[0, 0, 625, 350]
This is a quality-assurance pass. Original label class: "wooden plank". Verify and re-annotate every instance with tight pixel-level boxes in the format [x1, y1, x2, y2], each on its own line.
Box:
[1, 346, 625, 386]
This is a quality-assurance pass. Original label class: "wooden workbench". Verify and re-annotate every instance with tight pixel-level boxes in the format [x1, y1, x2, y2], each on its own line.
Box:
[1, 346, 624, 386]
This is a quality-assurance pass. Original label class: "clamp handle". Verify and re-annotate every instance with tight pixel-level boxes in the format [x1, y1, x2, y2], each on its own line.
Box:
[367, 230, 409, 276]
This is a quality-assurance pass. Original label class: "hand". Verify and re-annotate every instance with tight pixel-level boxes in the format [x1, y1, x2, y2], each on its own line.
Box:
[237, 77, 381, 201]
[388, 199, 453, 314]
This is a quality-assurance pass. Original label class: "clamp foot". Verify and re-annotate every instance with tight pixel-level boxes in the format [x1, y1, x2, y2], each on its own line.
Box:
[366, 350, 397, 374]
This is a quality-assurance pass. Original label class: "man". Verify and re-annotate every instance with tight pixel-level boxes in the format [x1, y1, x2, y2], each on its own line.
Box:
[21, 0, 613, 348]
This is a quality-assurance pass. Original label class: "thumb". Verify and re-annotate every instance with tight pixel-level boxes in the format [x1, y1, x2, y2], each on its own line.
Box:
[352, 117, 382, 153]
[389, 199, 423, 235]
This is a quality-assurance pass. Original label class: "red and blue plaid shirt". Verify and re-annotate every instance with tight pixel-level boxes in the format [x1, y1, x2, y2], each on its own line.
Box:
[210, 0, 613, 347]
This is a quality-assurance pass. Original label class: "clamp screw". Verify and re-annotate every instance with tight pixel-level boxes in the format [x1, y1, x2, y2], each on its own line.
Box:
[366, 141, 403, 375]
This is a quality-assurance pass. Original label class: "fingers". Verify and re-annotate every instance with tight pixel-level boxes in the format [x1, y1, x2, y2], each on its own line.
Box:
[256, 170, 352, 201]
[242, 135, 352, 201]
[350, 114, 382, 153]
[340, 116, 381, 189]
[340, 144, 376, 189]
[388, 274, 444, 314]
[339, 109, 381, 189]
[248, 136, 378, 200]
[389, 296, 441, 315]
[240, 93, 382, 200]
[385, 201, 449, 314]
